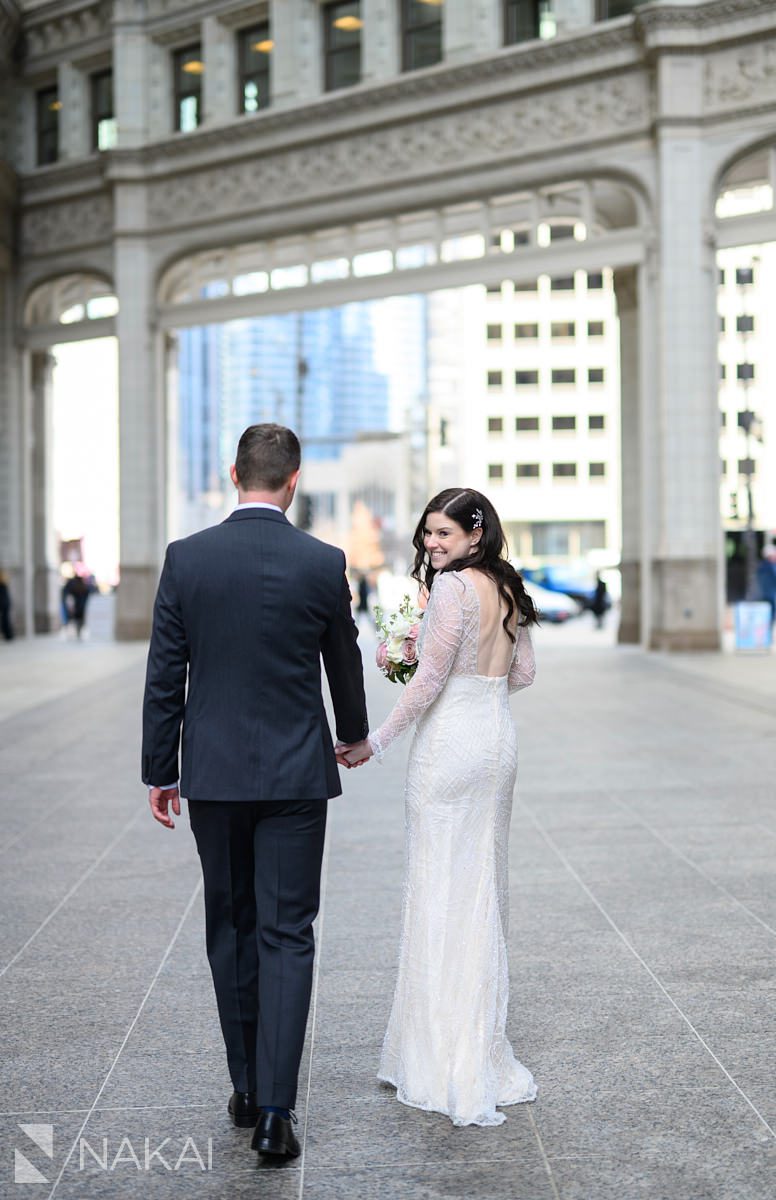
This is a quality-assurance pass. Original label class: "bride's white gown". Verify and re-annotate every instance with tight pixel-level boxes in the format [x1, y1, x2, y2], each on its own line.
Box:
[368, 569, 537, 1127]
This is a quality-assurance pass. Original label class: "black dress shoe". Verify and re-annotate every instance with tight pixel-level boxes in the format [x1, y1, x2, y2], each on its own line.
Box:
[228, 1091, 259, 1128]
[251, 1110, 300, 1158]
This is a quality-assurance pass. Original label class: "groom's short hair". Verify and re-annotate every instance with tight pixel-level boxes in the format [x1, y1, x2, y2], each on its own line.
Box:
[235, 424, 301, 491]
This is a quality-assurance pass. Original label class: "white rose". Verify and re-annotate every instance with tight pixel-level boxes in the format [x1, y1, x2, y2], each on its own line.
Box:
[386, 635, 406, 664]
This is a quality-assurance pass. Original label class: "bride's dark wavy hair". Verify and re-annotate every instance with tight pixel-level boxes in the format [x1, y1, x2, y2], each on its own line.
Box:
[411, 488, 539, 636]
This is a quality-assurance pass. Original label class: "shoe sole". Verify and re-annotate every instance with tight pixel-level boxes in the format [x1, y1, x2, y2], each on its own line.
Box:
[253, 1139, 300, 1158]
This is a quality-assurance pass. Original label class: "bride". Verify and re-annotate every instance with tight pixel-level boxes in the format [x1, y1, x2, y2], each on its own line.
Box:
[341, 487, 539, 1127]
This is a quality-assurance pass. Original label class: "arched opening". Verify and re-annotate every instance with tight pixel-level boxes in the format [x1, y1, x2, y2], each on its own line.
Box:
[156, 177, 647, 644]
[21, 273, 119, 635]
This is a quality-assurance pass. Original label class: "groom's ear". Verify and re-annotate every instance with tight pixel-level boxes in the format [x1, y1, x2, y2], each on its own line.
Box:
[229, 464, 239, 489]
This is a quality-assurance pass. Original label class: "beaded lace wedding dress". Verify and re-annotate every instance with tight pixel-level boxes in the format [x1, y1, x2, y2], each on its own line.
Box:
[368, 568, 538, 1127]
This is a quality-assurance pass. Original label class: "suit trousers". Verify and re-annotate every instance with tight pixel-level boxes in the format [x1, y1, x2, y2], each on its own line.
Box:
[188, 798, 328, 1108]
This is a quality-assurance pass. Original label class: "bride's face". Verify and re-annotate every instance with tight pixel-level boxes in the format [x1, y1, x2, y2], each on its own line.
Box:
[423, 510, 480, 570]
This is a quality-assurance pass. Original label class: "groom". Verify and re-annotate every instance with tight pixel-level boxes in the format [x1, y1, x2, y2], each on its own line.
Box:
[141, 424, 368, 1159]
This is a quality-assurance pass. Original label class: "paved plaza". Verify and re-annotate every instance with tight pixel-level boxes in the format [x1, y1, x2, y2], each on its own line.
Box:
[0, 614, 774, 1200]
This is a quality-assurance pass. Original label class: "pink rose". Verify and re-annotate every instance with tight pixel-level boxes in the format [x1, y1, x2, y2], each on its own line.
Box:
[408, 624, 420, 641]
[376, 642, 388, 669]
[402, 638, 417, 665]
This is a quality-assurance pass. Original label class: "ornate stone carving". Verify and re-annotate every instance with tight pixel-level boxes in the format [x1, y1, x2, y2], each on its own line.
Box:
[704, 37, 776, 109]
[20, 192, 112, 257]
[22, 0, 110, 63]
[147, 72, 650, 229]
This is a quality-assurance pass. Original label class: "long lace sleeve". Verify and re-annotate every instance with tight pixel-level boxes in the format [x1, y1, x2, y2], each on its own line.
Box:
[508, 624, 536, 693]
[368, 572, 464, 760]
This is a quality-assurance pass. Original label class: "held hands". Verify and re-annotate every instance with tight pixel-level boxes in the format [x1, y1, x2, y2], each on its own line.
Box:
[149, 786, 181, 829]
[335, 739, 374, 769]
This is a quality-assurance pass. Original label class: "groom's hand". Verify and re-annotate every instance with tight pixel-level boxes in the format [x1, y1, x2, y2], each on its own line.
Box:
[342, 739, 373, 768]
[149, 786, 181, 829]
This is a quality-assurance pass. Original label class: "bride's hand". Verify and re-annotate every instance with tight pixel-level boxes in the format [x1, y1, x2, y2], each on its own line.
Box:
[343, 739, 373, 768]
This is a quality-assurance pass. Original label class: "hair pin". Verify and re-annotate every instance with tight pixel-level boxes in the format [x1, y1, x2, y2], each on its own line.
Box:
[472, 508, 484, 530]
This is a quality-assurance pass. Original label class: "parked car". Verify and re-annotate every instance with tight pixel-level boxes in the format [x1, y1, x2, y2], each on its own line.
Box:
[523, 580, 582, 624]
[521, 564, 613, 612]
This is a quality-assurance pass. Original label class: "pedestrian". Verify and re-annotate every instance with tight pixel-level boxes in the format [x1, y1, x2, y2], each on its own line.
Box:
[63, 572, 91, 639]
[591, 572, 608, 629]
[756, 547, 776, 623]
[356, 572, 371, 628]
[0, 570, 14, 640]
[142, 424, 368, 1161]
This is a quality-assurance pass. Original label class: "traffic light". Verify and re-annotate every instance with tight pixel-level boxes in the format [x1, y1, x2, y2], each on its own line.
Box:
[296, 493, 313, 531]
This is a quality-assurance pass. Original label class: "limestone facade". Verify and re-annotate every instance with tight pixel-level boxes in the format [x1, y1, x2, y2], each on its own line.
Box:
[1, 0, 775, 646]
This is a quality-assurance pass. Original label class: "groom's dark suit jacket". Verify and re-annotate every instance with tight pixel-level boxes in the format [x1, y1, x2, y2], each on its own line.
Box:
[141, 507, 368, 801]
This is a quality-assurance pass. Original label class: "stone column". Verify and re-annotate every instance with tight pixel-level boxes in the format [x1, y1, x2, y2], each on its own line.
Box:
[30, 350, 60, 632]
[113, 0, 149, 148]
[614, 267, 640, 644]
[0, 257, 25, 635]
[114, 188, 165, 639]
[272, 0, 320, 107]
[203, 16, 236, 125]
[58, 61, 89, 160]
[444, 0, 500, 63]
[362, 0, 399, 82]
[651, 55, 722, 650]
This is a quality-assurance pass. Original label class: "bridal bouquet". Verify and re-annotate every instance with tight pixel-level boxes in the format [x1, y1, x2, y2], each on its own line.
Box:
[374, 594, 423, 685]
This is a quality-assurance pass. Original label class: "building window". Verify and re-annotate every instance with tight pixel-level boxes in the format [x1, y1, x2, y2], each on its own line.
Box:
[720, 410, 727, 428]
[550, 275, 575, 291]
[596, 1, 646, 18]
[515, 370, 539, 386]
[514, 279, 538, 291]
[91, 70, 116, 150]
[402, 0, 443, 72]
[735, 267, 754, 286]
[488, 417, 504, 434]
[737, 363, 755, 381]
[324, 2, 362, 91]
[516, 462, 540, 478]
[587, 271, 604, 289]
[486, 282, 502, 295]
[588, 414, 606, 431]
[720, 363, 727, 381]
[552, 462, 577, 478]
[551, 321, 575, 338]
[515, 323, 539, 339]
[736, 315, 754, 334]
[721, 458, 727, 476]
[551, 368, 575, 385]
[504, 0, 541, 44]
[488, 463, 504, 481]
[36, 86, 60, 165]
[552, 416, 576, 432]
[173, 45, 203, 131]
[738, 458, 756, 475]
[589, 462, 606, 478]
[239, 24, 272, 113]
[719, 315, 726, 334]
[588, 320, 605, 337]
[718, 268, 726, 285]
[588, 367, 605, 384]
[487, 370, 503, 388]
[487, 323, 503, 342]
[550, 223, 575, 242]
[516, 416, 540, 432]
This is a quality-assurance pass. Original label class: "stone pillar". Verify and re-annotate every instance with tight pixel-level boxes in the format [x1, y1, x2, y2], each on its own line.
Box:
[651, 55, 722, 650]
[30, 351, 60, 632]
[203, 16, 236, 125]
[271, 0, 320, 107]
[113, 0, 149, 148]
[58, 61, 89, 160]
[614, 267, 640, 644]
[0, 252, 25, 636]
[444, 0, 500, 63]
[362, 0, 399, 82]
[114, 190, 165, 639]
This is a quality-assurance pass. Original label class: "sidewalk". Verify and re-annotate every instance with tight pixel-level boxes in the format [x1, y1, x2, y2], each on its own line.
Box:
[0, 627, 774, 1198]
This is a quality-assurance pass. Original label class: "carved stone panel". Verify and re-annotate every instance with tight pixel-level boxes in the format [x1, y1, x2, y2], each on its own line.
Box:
[704, 38, 776, 111]
[147, 71, 651, 229]
[20, 192, 113, 257]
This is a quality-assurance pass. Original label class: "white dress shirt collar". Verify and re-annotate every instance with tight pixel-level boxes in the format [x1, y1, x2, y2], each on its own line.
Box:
[233, 501, 284, 513]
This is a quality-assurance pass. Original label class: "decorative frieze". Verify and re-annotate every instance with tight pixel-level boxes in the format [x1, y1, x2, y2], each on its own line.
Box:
[704, 37, 776, 110]
[146, 71, 650, 228]
[20, 191, 112, 256]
